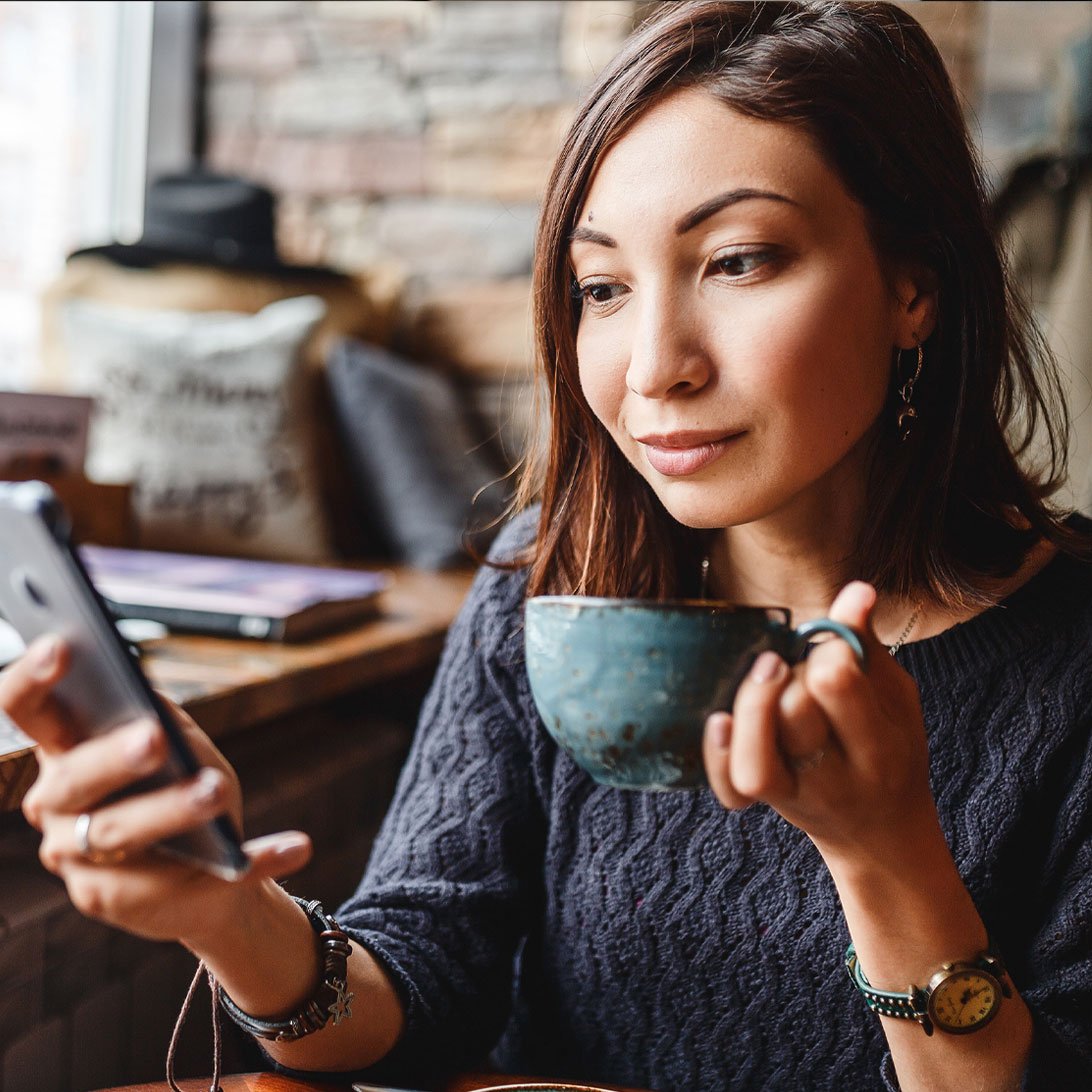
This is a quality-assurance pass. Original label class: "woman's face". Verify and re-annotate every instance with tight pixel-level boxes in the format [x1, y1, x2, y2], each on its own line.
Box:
[571, 89, 913, 532]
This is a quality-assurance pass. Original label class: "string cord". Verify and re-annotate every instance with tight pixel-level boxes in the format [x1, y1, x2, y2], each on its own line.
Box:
[167, 959, 223, 1092]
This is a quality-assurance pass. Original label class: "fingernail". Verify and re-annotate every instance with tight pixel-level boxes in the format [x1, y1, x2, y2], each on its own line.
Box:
[710, 715, 732, 750]
[750, 651, 785, 683]
[32, 638, 59, 679]
[243, 832, 308, 858]
[192, 769, 222, 808]
[275, 833, 310, 856]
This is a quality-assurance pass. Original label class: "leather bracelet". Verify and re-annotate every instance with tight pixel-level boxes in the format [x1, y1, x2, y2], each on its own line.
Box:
[218, 896, 354, 1042]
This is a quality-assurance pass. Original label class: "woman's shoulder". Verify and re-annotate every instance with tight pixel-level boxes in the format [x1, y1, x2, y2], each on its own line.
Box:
[1007, 517, 1092, 625]
[972, 512, 1092, 626]
[444, 507, 538, 664]
[902, 525, 1092, 686]
[485, 504, 540, 563]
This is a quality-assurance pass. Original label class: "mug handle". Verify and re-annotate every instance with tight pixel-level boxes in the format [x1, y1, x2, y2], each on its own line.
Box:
[789, 618, 868, 671]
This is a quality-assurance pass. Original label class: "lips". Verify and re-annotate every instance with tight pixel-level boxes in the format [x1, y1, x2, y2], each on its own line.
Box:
[635, 431, 744, 476]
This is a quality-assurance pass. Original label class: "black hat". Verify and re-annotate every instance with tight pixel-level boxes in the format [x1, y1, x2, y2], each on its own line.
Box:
[68, 169, 340, 278]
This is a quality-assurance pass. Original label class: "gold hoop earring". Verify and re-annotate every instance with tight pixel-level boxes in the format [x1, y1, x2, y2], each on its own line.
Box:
[896, 344, 923, 441]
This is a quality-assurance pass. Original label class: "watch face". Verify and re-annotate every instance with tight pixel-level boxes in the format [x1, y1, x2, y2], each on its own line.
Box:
[928, 968, 1002, 1033]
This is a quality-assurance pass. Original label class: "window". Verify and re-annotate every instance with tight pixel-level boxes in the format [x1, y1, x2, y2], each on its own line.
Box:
[0, 0, 153, 388]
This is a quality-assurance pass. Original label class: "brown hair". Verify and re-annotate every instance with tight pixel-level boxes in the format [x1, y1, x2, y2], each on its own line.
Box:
[512, 0, 1081, 607]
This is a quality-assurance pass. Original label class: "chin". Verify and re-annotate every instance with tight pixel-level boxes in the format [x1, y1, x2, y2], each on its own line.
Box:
[649, 478, 775, 531]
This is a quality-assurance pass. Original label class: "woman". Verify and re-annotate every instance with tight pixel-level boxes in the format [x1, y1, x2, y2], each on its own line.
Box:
[5, 2, 1091, 1089]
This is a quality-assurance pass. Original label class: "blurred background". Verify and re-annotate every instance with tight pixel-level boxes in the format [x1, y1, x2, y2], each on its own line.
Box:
[0, 4, 1089, 1091]
[1, 1, 1090, 478]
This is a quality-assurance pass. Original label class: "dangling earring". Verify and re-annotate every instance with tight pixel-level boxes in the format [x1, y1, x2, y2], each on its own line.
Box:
[896, 343, 924, 441]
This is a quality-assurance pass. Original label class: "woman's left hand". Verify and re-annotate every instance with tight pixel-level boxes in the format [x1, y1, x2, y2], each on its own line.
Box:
[702, 581, 937, 858]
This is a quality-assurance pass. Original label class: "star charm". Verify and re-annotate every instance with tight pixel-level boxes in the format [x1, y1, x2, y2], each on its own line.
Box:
[328, 979, 354, 1026]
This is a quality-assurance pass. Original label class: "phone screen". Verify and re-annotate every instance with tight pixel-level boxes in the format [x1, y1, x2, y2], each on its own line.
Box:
[0, 481, 249, 879]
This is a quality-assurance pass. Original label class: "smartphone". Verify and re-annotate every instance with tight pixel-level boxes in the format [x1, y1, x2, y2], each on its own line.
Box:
[0, 480, 249, 880]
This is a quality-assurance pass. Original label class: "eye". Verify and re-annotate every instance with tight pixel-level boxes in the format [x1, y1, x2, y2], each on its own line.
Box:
[572, 277, 628, 310]
[709, 248, 777, 279]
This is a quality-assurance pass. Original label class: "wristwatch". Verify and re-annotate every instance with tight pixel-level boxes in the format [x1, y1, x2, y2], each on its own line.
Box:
[845, 943, 1012, 1036]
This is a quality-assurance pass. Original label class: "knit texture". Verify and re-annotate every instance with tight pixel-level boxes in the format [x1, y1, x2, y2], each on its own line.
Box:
[329, 512, 1092, 1091]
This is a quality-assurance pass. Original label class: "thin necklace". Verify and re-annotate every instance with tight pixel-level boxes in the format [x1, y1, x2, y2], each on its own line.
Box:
[888, 603, 924, 656]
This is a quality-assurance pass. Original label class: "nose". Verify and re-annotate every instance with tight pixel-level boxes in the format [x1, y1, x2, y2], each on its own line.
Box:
[624, 291, 713, 400]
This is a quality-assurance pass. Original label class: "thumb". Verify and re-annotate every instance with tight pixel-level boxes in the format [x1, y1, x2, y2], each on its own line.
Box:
[0, 637, 78, 754]
[241, 831, 313, 880]
[829, 580, 877, 623]
[827, 581, 885, 660]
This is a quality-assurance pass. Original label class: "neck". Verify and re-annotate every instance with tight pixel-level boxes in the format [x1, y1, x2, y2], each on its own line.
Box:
[706, 449, 919, 641]
[710, 514, 855, 622]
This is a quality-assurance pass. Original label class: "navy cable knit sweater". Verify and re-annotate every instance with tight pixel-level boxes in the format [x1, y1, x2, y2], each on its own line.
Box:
[329, 513, 1092, 1090]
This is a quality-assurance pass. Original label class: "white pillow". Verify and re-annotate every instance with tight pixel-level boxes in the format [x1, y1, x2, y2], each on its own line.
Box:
[61, 295, 333, 562]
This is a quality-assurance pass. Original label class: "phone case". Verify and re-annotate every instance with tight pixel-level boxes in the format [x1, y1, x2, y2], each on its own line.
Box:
[0, 480, 249, 879]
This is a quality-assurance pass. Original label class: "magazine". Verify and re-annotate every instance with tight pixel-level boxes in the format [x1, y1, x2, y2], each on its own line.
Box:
[79, 546, 389, 641]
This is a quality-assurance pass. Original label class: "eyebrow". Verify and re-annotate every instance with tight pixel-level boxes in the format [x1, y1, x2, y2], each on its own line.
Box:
[569, 225, 617, 248]
[675, 188, 800, 234]
[568, 188, 800, 248]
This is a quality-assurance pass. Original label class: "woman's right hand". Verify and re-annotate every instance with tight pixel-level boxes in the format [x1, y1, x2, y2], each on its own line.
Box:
[4, 635, 313, 950]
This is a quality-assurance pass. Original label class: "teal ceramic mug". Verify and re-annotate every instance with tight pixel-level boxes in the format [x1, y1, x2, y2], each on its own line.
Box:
[524, 597, 866, 791]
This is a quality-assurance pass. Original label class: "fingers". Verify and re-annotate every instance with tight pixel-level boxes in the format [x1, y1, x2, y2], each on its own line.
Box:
[705, 625, 859, 814]
[23, 719, 169, 828]
[704, 650, 796, 808]
[55, 829, 313, 938]
[777, 675, 833, 767]
[805, 583, 887, 759]
[164, 711, 244, 831]
[804, 639, 878, 759]
[702, 712, 752, 809]
[0, 637, 80, 754]
[804, 582, 925, 770]
[37, 765, 229, 873]
[705, 583, 929, 847]
[730, 652, 796, 797]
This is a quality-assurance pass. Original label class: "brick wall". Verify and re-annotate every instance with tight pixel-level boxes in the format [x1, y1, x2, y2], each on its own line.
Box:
[204, 0, 643, 463]
[201, 1, 1089, 468]
[200, 1, 1007, 399]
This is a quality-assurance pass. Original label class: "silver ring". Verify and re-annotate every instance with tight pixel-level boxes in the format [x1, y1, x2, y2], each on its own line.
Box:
[74, 812, 93, 857]
[72, 811, 125, 864]
[788, 747, 827, 772]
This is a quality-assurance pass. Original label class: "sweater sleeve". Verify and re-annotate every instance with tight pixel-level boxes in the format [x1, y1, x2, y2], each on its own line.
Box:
[1019, 701, 1092, 1088]
[329, 517, 544, 1081]
[880, 656, 1092, 1092]
[881, 698, 1092, 1091]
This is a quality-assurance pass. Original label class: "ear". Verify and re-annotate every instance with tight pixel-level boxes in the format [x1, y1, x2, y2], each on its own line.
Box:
[891, 265, 938, 349]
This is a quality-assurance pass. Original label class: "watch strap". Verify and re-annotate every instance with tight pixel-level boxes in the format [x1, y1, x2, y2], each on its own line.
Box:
[219, 896, 354, 1042]
[844, 943, 1010, 1038]
[845, 943, 934, 1034]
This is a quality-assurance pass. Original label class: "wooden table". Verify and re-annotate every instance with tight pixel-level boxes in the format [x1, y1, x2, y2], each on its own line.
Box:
[0, 565, 475, 812]
[99, 1070, 644, 1090]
